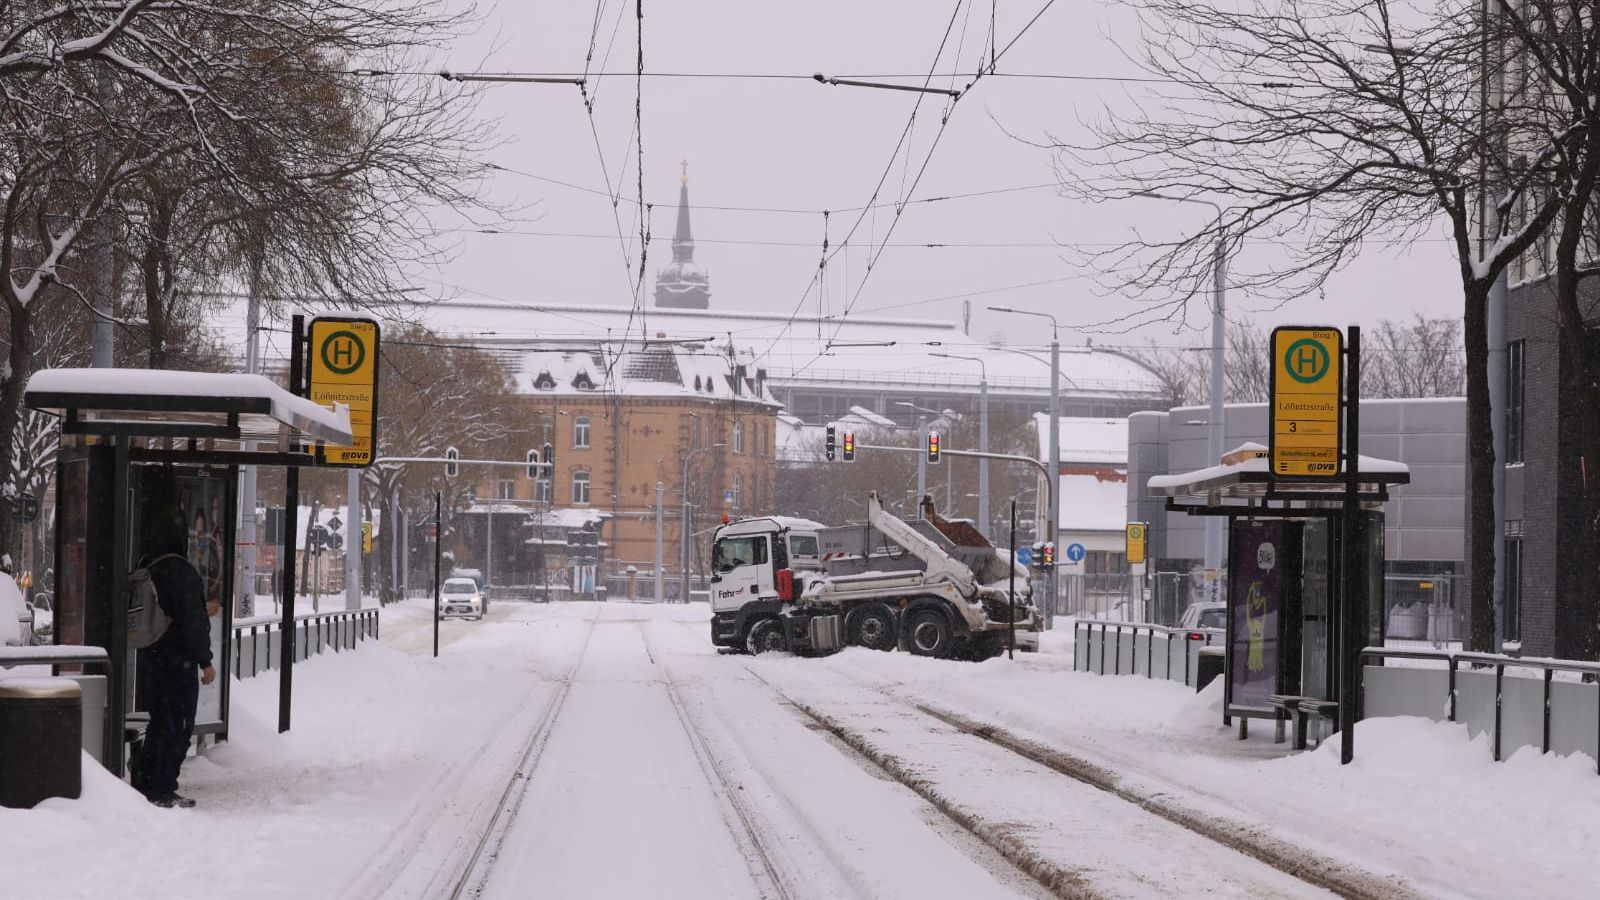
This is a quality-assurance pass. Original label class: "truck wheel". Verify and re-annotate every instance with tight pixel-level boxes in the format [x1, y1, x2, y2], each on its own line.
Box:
[846, 605, 896, 652]
[746, 617, 788, 655]
[904, 608, 954, 659]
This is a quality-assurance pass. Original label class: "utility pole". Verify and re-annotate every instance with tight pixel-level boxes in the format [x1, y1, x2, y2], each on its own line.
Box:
[345, 468, 361, 611]
[1204, 227, 1228, 606]
[654, 481, 665, 603]
[987, 308, 1061, 623]
[485, 489, 493, 598]
[239, 258, 262, 617]
[91, 72, 114, 370]
[681, 443, 724, 601]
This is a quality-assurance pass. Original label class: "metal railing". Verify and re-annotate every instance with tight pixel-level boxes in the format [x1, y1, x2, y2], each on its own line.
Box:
[1073, 620, 1224, 687]
[1360, 647, 1600, 773]
[232, 608, 380, 679]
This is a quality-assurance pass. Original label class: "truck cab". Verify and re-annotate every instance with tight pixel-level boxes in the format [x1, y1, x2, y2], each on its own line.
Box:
[708, 516, 824, 651]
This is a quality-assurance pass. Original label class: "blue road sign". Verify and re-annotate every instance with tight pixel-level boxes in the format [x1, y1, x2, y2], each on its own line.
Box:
[1015, 546, 1033, 566]
[1065, 542, 1087, 563]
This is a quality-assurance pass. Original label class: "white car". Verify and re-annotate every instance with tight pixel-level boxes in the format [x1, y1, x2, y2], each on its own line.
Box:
[440, 577, 485, 620]
[1178, 601, 1227, 631]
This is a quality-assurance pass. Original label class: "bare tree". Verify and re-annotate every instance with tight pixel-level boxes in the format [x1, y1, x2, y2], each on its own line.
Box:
[1363, 314, 1466, 398]
[0, 0, 497, 551]
[1054, 0, 1566, 653]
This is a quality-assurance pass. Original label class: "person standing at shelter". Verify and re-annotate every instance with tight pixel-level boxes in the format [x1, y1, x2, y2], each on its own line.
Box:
[132, 507, 218, 808]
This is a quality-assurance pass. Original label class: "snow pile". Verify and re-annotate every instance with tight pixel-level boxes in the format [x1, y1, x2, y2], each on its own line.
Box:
[0, 571, 25, 645]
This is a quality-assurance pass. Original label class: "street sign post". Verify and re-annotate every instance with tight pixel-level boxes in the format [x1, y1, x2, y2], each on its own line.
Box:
[1064, 542, 1086, 564]
[308, 317, 380, 467]
[1269, 326, 1343, 478]
[1016, 545, 1033, 566]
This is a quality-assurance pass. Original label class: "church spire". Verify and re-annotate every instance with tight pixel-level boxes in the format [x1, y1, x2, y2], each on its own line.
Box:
[672, 160, 694, 263]
[654, 159, 712, 309]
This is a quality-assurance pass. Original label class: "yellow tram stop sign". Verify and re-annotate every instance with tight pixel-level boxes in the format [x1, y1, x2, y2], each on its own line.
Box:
[308, 317, 380, 467]
[1270, 326, 1343, 478]
[1126, 522, 1148, 565]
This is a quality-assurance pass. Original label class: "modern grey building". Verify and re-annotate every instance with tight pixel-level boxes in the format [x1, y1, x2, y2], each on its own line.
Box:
[1127, 398, 1466, 628]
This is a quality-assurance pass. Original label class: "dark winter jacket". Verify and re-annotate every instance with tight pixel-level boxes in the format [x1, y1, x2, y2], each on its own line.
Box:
[144, 554, 213, 668]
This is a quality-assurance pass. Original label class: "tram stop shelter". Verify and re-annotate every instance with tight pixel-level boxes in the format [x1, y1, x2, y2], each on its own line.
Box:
[1148, 443, 1409, 746]
[24, 367, 353, 776]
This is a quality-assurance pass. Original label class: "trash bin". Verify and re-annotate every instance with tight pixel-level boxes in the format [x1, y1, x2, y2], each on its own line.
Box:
[1196, 646, 1225, 692]
[0, 676, 83, 807]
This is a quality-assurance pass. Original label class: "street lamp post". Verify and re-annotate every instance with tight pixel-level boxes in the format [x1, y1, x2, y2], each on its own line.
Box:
[989, 306, 1061, 622]
[1127, 194, 1229, 604]
[930, 352, 990, 532]
[681, 442, 725, 601]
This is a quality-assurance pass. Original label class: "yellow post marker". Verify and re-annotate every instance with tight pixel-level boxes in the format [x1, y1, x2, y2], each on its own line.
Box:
[1126, 522, 1148, 565]
[361, 522, 373, 554]
[308, 317, 380, 466]
[1270, 326, 1343, 478]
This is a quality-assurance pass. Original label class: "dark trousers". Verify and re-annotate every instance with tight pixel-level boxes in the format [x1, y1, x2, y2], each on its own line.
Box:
[134, 651, 198, 797]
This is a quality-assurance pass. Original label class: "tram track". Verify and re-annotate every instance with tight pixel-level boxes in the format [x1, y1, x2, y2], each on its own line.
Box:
[343, 609, 600, 900]
[642, 626, 796, 900]
[779, 656, 1418, 900]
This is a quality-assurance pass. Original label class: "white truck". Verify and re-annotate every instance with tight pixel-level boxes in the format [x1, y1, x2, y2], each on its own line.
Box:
[708, 493, 1041, 660]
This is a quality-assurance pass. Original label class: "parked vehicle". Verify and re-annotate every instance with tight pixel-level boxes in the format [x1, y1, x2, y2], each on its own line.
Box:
[709, 492, 1040, 660]
[1177, 601, 1227, 631]
[440, 577, 486, 620]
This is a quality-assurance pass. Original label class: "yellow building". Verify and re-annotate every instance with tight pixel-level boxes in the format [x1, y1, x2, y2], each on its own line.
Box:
[459, 343, 780, 599]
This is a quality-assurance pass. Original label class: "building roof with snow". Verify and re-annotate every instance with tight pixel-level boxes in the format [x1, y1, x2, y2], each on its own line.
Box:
[1033, 415, 1129, 465]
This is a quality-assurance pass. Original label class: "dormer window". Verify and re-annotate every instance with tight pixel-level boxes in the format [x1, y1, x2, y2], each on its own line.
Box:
[572, 369, 596, 391]
[533, 371, 556, 390]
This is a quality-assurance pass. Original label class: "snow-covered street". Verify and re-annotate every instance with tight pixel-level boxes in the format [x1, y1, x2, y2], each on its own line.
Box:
[5, 600, 1598, 899]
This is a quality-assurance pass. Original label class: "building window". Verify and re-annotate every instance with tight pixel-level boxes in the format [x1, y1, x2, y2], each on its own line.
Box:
[571, 471, 591, 505]
[574, 415, 591, 449]
[497, 478, 514, 500]
[535, 477, 552, 504]
[1504, 533, 1523, 644]
[1506, 340, 1525, 464]
[732, 420, 744, 454]
[731, 472, 742, 509]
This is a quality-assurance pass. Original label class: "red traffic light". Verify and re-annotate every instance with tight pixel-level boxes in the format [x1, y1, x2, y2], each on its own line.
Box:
[842, 432, 856, 461]
[926, 431, 941, 463]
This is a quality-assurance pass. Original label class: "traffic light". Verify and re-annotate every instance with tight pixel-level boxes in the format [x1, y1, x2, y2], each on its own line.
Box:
[842, 431, 856, 462]
[926, 430, 941, 464]
[542, 441, 555, 478]
[1030, 542, 1045, 569]
[825, 424, 837, 461]
[445, 446, 459, 478]
[1042, 541, 1054, 566]
[527, 448, 541, 479]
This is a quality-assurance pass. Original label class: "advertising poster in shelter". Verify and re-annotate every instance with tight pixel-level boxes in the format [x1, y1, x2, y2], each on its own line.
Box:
[1228, 520, 1283, 712]
[132, 467, 233, 731]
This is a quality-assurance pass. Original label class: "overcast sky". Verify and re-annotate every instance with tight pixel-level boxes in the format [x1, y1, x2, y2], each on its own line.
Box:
[417, 0, 1463, 357]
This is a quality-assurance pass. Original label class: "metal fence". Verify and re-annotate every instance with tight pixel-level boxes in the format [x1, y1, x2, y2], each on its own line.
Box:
[232, 608, 380, 679]
[1361, 647, 1600, 772]
[1073, 620, 1225, 687]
